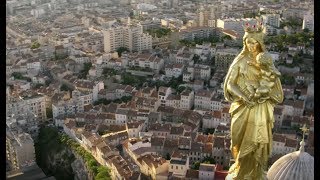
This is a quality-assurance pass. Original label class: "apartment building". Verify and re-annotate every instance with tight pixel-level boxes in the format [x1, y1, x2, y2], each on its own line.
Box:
[52, 90, 85, 119]
[7, 92, 46, 120]
[125, 53, 165, 73]
[169, 154, 190, 178]
[261, 14, 281, 28]
[272, 133, 298, 156]
[179, 27, 215, 41]
[103, 24, 152, 53]
[216, 18, 256, 36]
[199, 164, 216, 180]
[180, 89, 195, 110]
[302, 12, 314, 32]
[73, 80, 104, 102]
[194, 89, 215, 110]
[215, 48, 239, 70]
[283, 8, 308, 20]
[158, 86, 173, 107]
[165, 63, 185, 78]
[187, 64, 211, 81]
[198, 6, 211, 27]
[202, 111, 222, 129]
[137, 154, 168, 180]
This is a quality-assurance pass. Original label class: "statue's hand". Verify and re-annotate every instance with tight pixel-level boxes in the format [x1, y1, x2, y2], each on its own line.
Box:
[257, 96, 270, 104]
[241, 96, 255, 108]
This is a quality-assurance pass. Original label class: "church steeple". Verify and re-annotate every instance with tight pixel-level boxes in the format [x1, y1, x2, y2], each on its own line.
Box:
[299, 124, 309, 152]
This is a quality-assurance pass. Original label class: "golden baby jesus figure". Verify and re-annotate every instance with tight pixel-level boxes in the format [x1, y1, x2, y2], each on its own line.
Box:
[245, 52, 281, 104]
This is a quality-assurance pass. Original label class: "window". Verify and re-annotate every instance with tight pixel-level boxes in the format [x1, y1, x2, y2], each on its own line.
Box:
[176, 166, 178, 169]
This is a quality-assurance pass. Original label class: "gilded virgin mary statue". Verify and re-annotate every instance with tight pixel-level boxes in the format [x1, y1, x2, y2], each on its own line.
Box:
[223, 20, 284, 180]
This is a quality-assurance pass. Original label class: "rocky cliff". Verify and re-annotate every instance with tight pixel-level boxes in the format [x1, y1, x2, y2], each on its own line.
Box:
[35, 127, 92, 180]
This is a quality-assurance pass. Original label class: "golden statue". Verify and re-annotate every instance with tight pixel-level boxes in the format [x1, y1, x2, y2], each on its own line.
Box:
[223, 21, 284, 180]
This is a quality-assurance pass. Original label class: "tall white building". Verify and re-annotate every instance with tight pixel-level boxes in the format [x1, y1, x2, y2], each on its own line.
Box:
[216, 18, 256, 36]
[261, 14, 280, 28]
[302, 12, 314, 32]
[103, 24, 152, 53]
[198, 5, 218, 27]
[198, 6, 209, 27]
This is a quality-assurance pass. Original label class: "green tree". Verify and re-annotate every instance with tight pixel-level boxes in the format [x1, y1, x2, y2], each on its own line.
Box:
[116, 47, 130, 57]
[93, 98, 111, 105]
[45, 79, 52, 86]
[204, 128, 215, 135]
[46, 108, 53, 119]
[34, 83, 44, 89]
[129, 11, 134, 18]
[223, 166, 230, 170]
[95, 166, 112, 180]
[243, 12, 257, 18]
[193, 54, 200, 63]
[31, 41, 40, 49]
[122, 73, 147, 87]
[56, 129, 111, 178]
[191, 161, 201, 170]
[60, 84, 73, 91]
[280, 74, 295, 85]
[165, 153, 171, 160]
[102, 68, 117, 77]
[78, 62, 92, 79]
[12, 72, 23, 79]
[146, 28, 171, 38]
[35, 127, 75, 179]
[120, 96, 133, 103]
[291, 124, 301, 132]
[201, 157, 216, 164]
[222, 35, 232, 41]
[303, 28, 310, 33]
[208, 35, 220, 44]
[177, 86, 187, 94]
[179, 39, 194, 47]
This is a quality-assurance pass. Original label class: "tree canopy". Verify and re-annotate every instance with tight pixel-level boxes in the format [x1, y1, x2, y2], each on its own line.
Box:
[78, 62, 92, 79]
[146, 28, 171, 38]
[31, 41, 40, 49]
[116, 47, 130, 57]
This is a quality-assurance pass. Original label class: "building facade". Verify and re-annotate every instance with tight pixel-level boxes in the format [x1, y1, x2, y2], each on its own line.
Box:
[103, 24, 152, 53]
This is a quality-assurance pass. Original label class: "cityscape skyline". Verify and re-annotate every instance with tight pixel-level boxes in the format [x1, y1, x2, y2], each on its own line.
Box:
[6, 0, 314, 179]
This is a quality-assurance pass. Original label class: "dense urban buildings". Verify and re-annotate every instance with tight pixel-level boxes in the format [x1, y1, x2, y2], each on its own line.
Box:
[6, 0, 314, 179]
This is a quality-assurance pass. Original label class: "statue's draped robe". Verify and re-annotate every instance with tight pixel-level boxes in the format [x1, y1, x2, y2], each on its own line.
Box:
[224, 54, 283, 179]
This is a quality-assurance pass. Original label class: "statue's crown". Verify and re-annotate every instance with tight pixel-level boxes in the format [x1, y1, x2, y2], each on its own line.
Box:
[243, 19, 264, 33]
